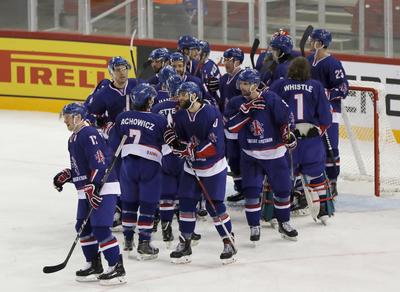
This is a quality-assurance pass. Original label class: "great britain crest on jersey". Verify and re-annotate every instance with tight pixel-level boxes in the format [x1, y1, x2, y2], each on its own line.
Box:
[250, 120, 264, 137]
[94, 149, 105, 165]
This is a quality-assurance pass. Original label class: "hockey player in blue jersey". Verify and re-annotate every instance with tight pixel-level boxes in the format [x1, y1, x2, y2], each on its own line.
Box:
[53, 102, 126, 285]
[220, 48, 245, 202]
[198, 40, 221, 103]
[264, 34, 295, 86]
[225, 68, 298, 241]
[177, 34, 201, 77]
[165, 81, 236, 264]
[108, 83, 168, 260]
[306, 29, 349, 197]
[151, 74, 184, 246]
[154, 65, 177, 104]
[147, 48, 170, 86]
[169, 51, 214, 105]
[269, 57, 335, 224]
[86, 56, 141, 133]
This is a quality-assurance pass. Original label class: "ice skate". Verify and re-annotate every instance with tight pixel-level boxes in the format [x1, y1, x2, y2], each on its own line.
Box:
[261, 217, 278, 229]
[278, 221, 298, 241]
[220, 237, 237, 265]
[250, 226, 260, 246]
[152, 213, 160, 233]
[227, 192, 244, 202]
[161, 221, 174, 249]
[317, 205, 330, 225]
[137, 240, 159, 261]
[190, 232, 201, 246]
[111, 207, 123, 232]
[170, 235, 192, 264]
[291, 194, 310, 217]
[98, 256, 127, 286]
[75, 253, 103, 282]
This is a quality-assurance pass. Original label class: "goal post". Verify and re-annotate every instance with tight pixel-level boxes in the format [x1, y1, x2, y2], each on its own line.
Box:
[340, 81, 400, 196]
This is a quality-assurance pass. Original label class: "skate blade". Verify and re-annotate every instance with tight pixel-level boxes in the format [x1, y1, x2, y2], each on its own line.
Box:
[170, 256, 191, 264]
[99, 276, 127, 286]
[75, 274, 101, 282]
[281, 234, 298, 242]
[221, 256, 237, 265]
[136, 253, 158, 261]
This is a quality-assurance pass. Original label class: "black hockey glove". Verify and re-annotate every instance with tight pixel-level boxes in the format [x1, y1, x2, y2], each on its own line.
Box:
[206, 77, 220, 93]
[53, 168, 72, 192]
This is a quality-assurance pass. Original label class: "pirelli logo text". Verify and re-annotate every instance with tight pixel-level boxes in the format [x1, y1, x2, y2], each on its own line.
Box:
[0, 50, 107, 88]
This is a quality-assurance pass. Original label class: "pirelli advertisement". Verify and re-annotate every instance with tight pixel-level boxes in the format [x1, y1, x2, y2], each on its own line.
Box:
[0, 34, 135, 113]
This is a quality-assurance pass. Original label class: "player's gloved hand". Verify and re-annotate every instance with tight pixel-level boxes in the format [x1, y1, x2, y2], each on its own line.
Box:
[206, 77, 220, 92]
[53, 168, 72, 192]
[239, 98, 265, 115]
[164, 127, 178, 146]
[83, 183, 103, 209]
[172, 142, 196, 160]
[101, 122, 114, 140]
[281, 126, 297, 150]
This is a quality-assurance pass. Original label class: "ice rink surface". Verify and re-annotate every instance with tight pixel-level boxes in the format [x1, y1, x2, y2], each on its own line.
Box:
[1, 110, 400, 292]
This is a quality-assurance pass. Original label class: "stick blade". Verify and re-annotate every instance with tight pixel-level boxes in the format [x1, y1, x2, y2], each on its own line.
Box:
[250, 38, 260, 68]
[43, 262, 66, 274]
[299, 25, 314, 56]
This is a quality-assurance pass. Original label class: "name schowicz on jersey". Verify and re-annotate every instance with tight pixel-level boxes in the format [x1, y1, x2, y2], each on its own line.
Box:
[120, 117, 155, 131]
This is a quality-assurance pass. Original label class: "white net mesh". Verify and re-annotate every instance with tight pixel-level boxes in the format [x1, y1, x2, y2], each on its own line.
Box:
[339, 81, 400, 195]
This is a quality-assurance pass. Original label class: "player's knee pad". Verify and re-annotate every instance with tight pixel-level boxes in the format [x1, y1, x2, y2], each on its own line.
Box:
[92, 226, 112, 243]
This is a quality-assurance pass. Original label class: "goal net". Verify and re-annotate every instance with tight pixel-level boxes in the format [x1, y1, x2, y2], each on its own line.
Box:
[339, 80, 400, 196]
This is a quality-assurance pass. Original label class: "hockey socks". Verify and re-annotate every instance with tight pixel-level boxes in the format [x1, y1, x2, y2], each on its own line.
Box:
[244, 197, 261, 227]
[206, 200, 232, 237]
[137, 201, 157, 241]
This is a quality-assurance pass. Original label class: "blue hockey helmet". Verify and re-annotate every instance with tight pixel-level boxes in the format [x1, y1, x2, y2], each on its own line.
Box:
[130, 83, 157, 108]
[178, 35, 200, 51]
[108, 56, 131, 74]
[199, 40, 210, 55]
[61, 102, 87, 118]
[237, 68, 261, 87]
[177, 81, 202, 100]
[166, 74, 183, 97]
[223, 48, 244, 63]
[269, 35, 293, 55]
[149, 48, 170, 62]
[158, 65, 177, 85]
[310, 29, 332, 48]
[169, 52, 187, 64]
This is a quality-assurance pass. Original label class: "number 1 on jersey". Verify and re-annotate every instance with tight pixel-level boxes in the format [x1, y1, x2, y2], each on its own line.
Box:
[294, 93, 304, 120]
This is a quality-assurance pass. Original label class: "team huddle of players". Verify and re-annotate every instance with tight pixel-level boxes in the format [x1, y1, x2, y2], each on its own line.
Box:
[52, 28, 348, 285]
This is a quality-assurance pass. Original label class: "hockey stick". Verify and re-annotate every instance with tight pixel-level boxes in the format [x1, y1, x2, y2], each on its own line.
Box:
[324, 132, 337, 172]
[299, 25, 314, 57]
[300, 174, 320, 222]
[185, 159, 237, 253]
[129, 29, 138, 77]
[43, 135, 128, 274]
[250, 38, 260, 69]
